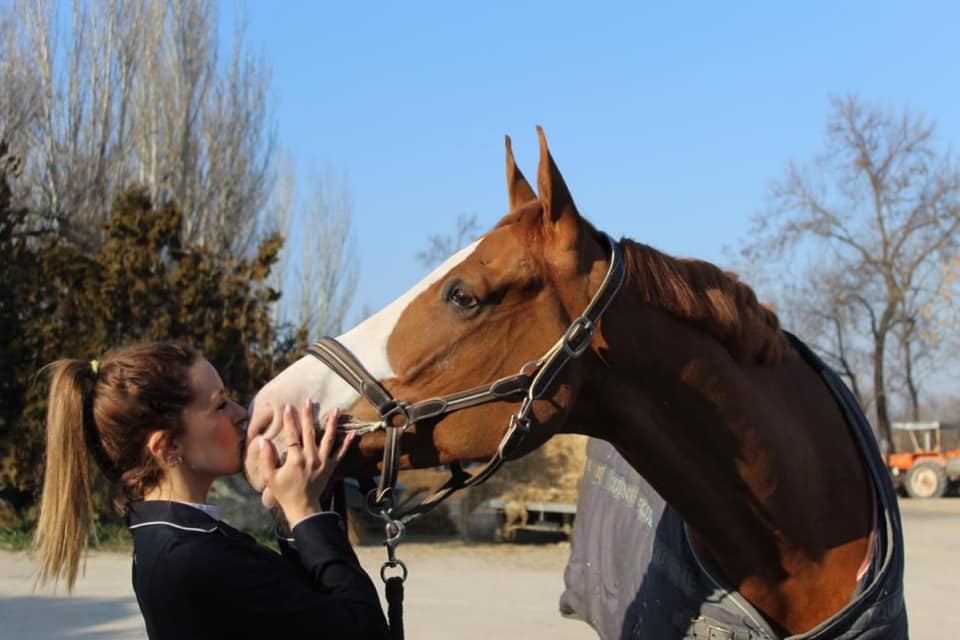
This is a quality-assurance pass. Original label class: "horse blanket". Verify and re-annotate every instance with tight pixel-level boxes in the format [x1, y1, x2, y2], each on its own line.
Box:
[558, 335, 908, 639]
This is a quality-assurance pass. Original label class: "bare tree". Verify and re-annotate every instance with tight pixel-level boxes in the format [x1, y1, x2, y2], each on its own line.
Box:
[1, 0, 360, 345]
[416, 213, 480, 268]
[0, 5, 42, 172]
[893, 253, 960, 420]
[785, 275, 870, 407]
[266, 153, 297, 327]
[0, 0, 274, 255]
[274, 169, 357, 340]
[3, 0, 148, 244]
[743, 96, 960, 449]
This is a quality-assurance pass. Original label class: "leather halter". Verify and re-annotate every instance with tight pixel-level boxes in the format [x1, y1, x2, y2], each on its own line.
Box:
[306, 233, 626, 523]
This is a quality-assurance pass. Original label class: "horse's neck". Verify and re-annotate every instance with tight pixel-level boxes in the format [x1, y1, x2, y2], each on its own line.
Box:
[576, 334, 803, 547]
[571, 312, 874, 632]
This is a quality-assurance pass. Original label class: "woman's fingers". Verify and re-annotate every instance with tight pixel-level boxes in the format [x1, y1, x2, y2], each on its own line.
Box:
[260, 486, 278, 509]
[256, 436, 277, 482]
[257, 405, 306, 475]
[281, 404, 301, 443]
[318, 408, 339, 463]
[299, 399, 319, 464]
[335, 431, 356, 463]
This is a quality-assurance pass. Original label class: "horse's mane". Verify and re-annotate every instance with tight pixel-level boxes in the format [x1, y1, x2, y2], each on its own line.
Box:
[621, 239, 788, 365]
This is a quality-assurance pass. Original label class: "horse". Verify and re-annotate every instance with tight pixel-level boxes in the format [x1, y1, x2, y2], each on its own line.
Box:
[244, 129, 907, 639]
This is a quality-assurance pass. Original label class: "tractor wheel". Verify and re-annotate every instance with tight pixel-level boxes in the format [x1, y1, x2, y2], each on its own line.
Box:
[904, 461, 948, 499]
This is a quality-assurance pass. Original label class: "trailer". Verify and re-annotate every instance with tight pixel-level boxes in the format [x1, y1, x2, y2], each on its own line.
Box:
[455, 496, 578, 542]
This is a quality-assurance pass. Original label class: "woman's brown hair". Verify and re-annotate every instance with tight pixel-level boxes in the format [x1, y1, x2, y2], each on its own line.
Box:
[34, 341, 198, 589]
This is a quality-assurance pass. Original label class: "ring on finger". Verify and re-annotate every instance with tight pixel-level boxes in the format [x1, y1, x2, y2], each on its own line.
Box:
[277, 444, 302, 467]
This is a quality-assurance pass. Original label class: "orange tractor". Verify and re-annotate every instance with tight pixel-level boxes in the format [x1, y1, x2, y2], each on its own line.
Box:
[886, 421, 960, 498]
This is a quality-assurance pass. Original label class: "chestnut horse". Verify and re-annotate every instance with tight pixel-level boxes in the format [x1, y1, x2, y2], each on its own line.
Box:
[245, 129, 907, 638]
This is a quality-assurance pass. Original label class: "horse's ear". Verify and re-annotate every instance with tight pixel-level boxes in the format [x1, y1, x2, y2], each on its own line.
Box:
[536, 126, 580, 246]
[505, 135, 537, 210]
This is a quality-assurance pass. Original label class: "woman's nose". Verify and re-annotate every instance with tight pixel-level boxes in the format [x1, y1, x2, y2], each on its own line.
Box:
[232, 400, 250, 428]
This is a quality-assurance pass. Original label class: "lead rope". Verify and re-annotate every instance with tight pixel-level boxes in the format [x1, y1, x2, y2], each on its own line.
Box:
[385, 573, 404, 640]
[372, 498, 408, 640]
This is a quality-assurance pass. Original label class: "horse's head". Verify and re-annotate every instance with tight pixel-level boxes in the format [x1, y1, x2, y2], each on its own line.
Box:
[244, 129, 613, 491]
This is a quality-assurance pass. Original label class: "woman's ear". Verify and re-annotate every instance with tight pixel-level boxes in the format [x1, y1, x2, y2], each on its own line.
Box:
[147, 431, 181, 467]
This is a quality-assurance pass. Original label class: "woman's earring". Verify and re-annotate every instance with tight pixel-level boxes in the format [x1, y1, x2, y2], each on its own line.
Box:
[168, 455, 182, 467]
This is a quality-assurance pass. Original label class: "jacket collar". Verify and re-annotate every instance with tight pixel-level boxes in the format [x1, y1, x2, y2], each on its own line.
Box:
[127, 500, 220, 534]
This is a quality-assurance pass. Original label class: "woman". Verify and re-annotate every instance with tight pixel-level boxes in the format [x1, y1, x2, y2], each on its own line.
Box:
[34, 341, 389, 639]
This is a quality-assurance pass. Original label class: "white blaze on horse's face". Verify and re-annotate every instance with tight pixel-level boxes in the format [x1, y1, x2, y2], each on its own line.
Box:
[244, 240, 482, 486]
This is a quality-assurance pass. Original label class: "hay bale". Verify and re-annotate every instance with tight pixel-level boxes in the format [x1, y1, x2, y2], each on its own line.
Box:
[393, 434, 589, 538]
[476, 433, 588, 504]
[455, 434, 588, 537]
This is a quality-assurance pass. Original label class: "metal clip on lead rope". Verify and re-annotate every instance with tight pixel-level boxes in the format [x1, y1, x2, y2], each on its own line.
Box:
[379, 513, 408, 584]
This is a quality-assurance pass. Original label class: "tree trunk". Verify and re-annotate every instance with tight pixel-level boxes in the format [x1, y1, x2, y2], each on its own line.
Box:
[903, 333, 921, 421]
[873, 329, 892, 451]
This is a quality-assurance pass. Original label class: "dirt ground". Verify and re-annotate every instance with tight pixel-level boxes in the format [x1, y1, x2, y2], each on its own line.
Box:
[0, 497, 956, 639]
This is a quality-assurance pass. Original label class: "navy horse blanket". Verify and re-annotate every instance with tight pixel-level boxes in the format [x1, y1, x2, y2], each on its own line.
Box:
[559, 337, 908, 639]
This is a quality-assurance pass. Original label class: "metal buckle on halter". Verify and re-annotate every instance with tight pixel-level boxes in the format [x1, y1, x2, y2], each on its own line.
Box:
[501, 419, 529, 459]
[507, 412, 531, 435]
[562, 316, 595, 357]
[381, 400, 412, 429]
[502, 400, 533, 460]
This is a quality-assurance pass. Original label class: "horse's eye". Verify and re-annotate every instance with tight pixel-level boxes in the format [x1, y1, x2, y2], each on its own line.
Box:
[447, 286, 478, 310]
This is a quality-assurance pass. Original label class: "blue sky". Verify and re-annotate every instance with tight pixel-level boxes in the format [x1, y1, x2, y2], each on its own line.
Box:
[221, 1, 960, 321]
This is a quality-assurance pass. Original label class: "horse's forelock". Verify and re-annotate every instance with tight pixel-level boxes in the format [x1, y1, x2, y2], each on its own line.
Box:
[494, 198, 544, 230]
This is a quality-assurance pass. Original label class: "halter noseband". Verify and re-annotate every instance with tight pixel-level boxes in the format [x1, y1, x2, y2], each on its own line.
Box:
[307, 233, 625, 524]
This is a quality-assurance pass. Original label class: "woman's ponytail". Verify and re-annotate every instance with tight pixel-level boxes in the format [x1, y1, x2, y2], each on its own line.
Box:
[33, 341, 198, 590]
[33, 360, 98, 590]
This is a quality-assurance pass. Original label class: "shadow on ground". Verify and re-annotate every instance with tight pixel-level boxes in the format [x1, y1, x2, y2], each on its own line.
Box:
[0, 595, 144, 639]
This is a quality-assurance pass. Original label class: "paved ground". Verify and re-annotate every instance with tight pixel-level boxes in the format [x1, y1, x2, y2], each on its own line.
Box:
[1, 497, 956, 639]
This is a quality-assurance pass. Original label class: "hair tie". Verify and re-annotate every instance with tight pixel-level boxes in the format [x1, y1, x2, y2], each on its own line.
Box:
[80, 365, 119, 483]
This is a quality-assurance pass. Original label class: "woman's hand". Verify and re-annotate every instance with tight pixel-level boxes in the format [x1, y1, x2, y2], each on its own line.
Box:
[255, 399, 354, 525]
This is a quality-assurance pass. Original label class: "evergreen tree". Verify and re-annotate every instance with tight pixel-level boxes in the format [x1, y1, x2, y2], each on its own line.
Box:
[0, 171, 306, 517]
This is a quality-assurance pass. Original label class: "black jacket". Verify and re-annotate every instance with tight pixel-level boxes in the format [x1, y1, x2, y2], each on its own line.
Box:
[127, 500, 389, 639]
